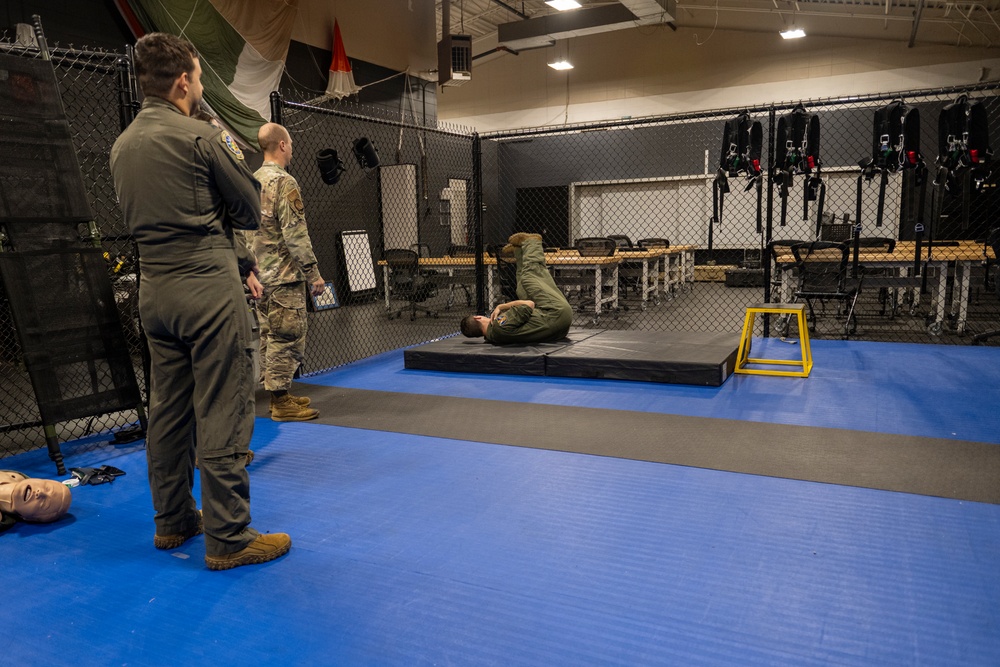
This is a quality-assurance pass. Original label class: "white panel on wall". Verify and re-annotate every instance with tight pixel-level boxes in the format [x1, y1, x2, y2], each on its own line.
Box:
[340, 230, 377, 298]
[768, 168, 902, 243]
[828, 169, 902, 238]
[712, 179, 761, 246]
[570, 167, 905, 250]
[570, 176, 713, 246]
[676, 179, 711, 247]
[600, 183, 677, 242]
[379, 164, 418, 249]
[447, 178, 468, 245]
[574, 189, 604, 240]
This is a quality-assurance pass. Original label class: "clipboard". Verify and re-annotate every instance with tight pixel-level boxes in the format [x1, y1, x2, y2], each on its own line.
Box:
[310, 281, 340, 311]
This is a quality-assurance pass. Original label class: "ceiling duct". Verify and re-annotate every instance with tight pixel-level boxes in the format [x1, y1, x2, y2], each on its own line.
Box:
[439, 0, 472, 86]
[497, 0, 676, 51]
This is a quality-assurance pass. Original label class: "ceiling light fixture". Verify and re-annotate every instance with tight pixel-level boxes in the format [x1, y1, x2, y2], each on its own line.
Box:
[548, 59, 574, 70]
[780, 28, 806, 39]
[545, 1, 582, 11]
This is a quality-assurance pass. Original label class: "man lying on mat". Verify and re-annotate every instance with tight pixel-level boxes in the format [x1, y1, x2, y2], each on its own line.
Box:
[460, 233, 573, 345]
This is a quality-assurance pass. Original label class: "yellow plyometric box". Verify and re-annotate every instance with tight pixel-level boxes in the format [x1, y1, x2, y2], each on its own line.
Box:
[694, 264, 735, 282]
[735, 302, 812, 377]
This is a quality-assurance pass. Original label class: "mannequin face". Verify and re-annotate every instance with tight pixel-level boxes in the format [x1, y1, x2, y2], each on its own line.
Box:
[0, 470, 28, 484]
[0, 473, 71, 522]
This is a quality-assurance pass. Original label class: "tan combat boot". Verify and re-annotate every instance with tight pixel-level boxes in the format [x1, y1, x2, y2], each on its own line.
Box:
[153, 510, 203, 550]
[288, 394, 311, 407]
[205, 532, 292, 571]
[269, 394, 310, 412]
[270, 394, 319, 422]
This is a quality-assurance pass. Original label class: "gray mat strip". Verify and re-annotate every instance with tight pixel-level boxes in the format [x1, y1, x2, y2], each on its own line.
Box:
[260, 385, 1000, 505]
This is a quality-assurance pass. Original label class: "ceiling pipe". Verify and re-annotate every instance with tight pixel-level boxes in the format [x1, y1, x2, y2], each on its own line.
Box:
[489, 0, 529, 20]
[472, 44, 522, 60]
[908, 0, 926, 47]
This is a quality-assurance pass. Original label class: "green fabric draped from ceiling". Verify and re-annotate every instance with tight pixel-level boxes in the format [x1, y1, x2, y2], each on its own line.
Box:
[119, 0, 299, 151]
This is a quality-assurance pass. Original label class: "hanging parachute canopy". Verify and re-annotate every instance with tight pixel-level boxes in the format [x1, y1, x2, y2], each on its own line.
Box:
[325, 20, 361, 101]
[113, 0, 298, 150]
[774, 103, 824, 230]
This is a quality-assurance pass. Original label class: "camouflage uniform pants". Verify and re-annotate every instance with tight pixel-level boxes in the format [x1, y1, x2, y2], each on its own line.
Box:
[258, 282, 308, 392]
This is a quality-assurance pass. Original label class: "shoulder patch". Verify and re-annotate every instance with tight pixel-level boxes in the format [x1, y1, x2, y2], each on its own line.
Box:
[286, 187, 305, 215]
[220, 131, 244, 160]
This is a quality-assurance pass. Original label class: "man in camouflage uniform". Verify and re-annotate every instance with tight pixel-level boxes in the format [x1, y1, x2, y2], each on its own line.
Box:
[110, 33, 290, 570]
[242, 123, 325, 421]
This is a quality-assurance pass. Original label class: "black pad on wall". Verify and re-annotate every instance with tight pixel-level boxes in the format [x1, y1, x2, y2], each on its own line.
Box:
[317, 148, 345, 185]
[353, 137, 380, 170]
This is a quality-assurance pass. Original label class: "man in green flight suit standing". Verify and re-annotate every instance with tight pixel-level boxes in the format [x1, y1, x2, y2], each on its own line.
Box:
[460, 233, 573, 344]
[240, 123, 325, 422]
[110, 32, 290, 571]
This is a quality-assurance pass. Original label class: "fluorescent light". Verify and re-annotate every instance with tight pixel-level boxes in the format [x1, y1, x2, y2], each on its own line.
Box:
[780, 28, 806, 39]
[546, 1, 581, 10]
[548, 60, 574, 70]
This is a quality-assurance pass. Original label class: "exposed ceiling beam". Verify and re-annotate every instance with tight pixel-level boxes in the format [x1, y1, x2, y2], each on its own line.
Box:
[497, 0, 676, 50]
[438, 0, 1000, 49]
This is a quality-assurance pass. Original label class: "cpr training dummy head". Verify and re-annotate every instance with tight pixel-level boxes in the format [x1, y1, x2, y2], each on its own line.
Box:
[0, 470, 72, 526]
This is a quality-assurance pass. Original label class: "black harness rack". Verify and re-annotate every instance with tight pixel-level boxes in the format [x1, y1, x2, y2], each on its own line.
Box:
[856, 99, 928, 276]
[934, 94, 993, 232]
[711, 111, 763, 255]
[773, 103, 824, 233]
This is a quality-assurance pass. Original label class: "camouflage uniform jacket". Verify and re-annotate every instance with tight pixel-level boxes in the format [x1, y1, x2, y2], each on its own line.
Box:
[244, 161, 322, 287]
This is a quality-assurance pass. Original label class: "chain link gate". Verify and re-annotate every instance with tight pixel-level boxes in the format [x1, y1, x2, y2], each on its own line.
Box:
[1, 26, 144, 461]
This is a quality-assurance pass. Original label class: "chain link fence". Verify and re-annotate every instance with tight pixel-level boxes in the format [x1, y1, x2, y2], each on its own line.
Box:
[2, 25, 999, 465]
[482, 85, 1000, 343]
[1, 29, 143, 460]
[273, 87, 479, 372]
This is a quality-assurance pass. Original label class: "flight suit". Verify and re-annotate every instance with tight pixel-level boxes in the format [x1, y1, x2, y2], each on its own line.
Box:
[110, 96, 262, 556]
[485, 238, 573, 345]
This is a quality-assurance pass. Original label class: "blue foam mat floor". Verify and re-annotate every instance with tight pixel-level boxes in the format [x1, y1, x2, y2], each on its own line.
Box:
[305, 337, 1000, 444]
[2, 339, 999, 665]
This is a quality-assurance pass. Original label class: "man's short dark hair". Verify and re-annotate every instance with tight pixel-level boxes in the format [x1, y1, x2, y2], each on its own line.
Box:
[134, 32, 198, 99]
[460, 315, 483, 338]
